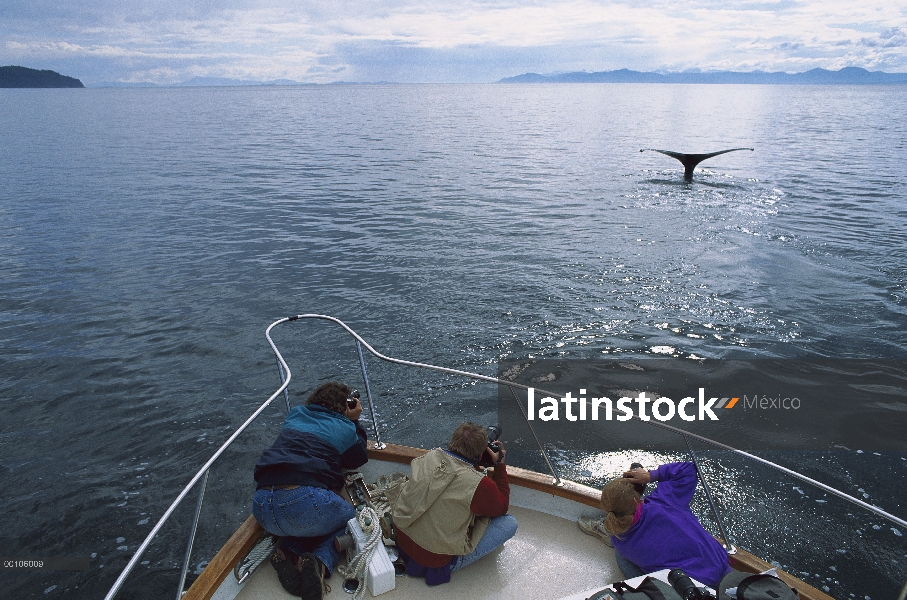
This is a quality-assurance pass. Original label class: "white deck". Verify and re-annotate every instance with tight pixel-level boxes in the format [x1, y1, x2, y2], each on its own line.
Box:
[226, 459, 622, 600]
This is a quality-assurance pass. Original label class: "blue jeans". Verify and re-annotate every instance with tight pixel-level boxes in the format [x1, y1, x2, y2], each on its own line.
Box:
[451, 514, 518, 572]
[252, 485, 355, 575]
[614, 547, 646, 580]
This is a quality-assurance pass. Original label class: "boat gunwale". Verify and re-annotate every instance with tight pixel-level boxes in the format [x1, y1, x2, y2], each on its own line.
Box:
[184, 442, 834, 600]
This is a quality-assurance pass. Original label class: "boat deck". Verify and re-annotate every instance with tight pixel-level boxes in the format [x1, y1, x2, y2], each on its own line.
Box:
[193, 445, 833, 600]
[231, 504, 620, 600]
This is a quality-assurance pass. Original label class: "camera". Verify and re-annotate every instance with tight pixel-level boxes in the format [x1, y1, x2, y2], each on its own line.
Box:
[347, 390, 360, 410]
[476, 425, 502, 467]
[668, 568, 711, 600]
[626, 462, 647, 495]
[486, 425, 502, 453]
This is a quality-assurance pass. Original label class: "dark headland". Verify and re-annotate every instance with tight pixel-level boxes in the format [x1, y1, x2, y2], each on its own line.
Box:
[1, 66, 84, 88]
[499, 67, 907, 84]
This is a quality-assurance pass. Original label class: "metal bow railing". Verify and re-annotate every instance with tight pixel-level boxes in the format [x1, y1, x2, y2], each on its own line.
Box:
[105, 314, 907, 599]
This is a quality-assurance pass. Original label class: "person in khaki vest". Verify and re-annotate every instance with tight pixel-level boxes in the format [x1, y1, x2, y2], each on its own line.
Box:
[391, 422, 518, 585]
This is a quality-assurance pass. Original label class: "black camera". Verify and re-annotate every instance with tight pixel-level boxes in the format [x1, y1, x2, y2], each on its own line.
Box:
[486, 425, 502, 453]
[347, 390, 360, 410]
[668, 568, 711, 600]
[625, 462, 647, 495]
[476, 425, 502, 467]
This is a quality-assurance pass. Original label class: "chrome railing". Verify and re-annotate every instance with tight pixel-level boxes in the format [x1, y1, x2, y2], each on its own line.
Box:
[103, 318, 293, 600]
[105, 314, 907, 599]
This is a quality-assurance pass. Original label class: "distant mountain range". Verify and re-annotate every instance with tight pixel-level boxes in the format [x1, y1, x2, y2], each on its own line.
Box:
[100, 67, 907, 87]
[8, 64, 904, 89]
[0, 66, 84, 88]
[499, 67, 907, 84]
[89, 77, 391, 88]
[90, 77, 319, 88]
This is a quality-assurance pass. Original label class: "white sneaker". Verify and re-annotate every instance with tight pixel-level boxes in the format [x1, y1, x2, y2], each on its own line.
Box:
[577, 516, 613, 547]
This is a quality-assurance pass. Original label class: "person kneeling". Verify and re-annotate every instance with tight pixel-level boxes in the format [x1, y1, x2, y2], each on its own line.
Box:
[251, 382, 367, 600]
[599, 462, 731, 589]
[391, 422, 518, 585]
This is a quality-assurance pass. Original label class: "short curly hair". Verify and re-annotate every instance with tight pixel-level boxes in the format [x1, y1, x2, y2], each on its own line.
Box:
[305, 382, 352, 414]
[448, 422, 488, 460]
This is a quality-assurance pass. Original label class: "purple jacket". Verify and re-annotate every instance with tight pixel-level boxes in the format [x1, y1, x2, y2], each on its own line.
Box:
[611, 462, 731, 588]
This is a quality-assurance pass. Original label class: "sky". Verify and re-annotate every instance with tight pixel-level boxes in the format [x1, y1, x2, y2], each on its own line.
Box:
[2, 0, 906, 85]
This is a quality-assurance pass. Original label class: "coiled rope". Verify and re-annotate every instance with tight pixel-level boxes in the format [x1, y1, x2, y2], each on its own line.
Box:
[337, 506, 383, 600]
[233, 533, 277, 584]
[365, 472, 407, 516]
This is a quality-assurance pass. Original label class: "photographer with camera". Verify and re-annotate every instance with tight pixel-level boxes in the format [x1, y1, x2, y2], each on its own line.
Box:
[589, 462, 731, 589]
[391, 422, 517, 586]
[251, 382, 367, 600]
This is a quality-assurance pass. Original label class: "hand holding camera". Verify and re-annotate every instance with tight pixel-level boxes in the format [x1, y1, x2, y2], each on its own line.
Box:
[487, 441, 506, 466]
[622, 466, 651, 486]
[345, 390, 363, 421]
[480, 425, 505, 467]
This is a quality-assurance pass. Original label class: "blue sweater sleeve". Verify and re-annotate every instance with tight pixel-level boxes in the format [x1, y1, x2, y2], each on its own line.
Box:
[340, 421, 368, 469]
[650, 462, 698, 508]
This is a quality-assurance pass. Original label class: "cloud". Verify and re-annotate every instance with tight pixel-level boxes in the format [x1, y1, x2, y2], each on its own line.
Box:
[7, 40, 200, 60]
[1, 0, 905, 84]
[861, 27, 907, 49]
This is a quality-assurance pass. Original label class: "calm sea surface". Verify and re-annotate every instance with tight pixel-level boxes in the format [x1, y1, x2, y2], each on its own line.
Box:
[1, 84, 906, 598]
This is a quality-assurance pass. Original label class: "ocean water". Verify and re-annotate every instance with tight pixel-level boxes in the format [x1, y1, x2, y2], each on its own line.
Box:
[1, 83, 906, 599]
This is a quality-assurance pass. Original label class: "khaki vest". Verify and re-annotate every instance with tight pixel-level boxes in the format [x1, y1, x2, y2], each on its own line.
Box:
[391, 449, 491, 556]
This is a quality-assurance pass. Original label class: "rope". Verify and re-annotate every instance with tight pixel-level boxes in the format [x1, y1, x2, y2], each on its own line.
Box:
[337, 506, 383, 600]
[365, 472, 407, 518]
[233, 534, 277, 584]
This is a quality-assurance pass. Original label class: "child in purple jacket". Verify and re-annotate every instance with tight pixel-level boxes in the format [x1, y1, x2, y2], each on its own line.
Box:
[600, 462, 731, 588]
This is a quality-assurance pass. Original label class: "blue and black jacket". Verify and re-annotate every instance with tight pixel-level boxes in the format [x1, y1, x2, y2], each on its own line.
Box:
[254, 404, 368, 491]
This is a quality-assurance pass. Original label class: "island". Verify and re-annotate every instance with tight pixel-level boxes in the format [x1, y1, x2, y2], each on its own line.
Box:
[499, 67, 907, 85]
[0, 66, 84, 88]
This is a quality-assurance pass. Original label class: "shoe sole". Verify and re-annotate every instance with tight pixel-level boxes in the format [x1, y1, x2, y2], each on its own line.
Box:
[578, 520, 614, 547]
[271, 553, 308, 595]
[297, 553, 326, 600]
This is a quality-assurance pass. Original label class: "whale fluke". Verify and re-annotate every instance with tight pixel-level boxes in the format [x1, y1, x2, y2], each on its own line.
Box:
[640, 147, 753, 180]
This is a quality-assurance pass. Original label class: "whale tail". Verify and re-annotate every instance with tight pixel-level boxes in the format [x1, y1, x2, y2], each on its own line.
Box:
[640, 147, 753, 180]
